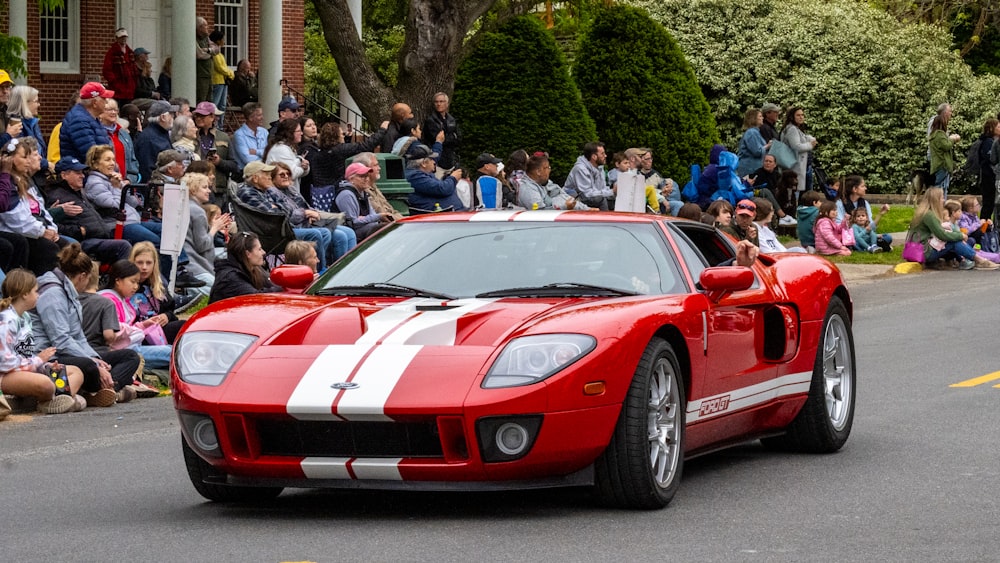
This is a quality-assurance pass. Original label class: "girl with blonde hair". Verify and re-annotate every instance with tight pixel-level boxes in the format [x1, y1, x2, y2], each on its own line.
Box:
[907, 187, 994, 269]
[129, 242, 188, 343]
[1, 268, 85, 414]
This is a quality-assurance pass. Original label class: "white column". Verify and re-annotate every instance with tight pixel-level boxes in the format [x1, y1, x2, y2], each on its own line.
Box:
[339, 0, 362, 128]
[8, 0, 28, 84]
[259, 0, 283, 124]
[171, 0, 197, 103]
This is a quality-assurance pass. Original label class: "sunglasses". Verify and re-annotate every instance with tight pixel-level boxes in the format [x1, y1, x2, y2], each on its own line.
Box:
[275, 172, 291, 178]
[737, 203, 756, 211]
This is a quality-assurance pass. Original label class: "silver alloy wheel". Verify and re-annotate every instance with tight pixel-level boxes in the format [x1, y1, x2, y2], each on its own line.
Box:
[647, 357, 681, 488]
[823, 314, 853, 431]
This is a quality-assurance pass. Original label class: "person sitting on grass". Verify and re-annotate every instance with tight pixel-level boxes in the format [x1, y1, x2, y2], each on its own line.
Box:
[813, 201, 852, 256]
[796, 190, 824, 254]
[943, 200, 1000, 268]
[29, 243, 141, 406]
[849, 207, 888, 254]
[956, 195, 991, 250]
[1, 268, 85, 414]
[906, 187, 995, 270]
[130, 242, 188, 343]
[99, 259, 173, 369]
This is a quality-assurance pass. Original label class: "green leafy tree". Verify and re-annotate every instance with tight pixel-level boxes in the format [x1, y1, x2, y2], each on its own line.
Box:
[574, 5, 719, 183]
[631, 0, 1000, 193]
[452, 16, 596, 182]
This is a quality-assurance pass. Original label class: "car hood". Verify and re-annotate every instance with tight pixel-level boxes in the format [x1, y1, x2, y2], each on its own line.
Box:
[186, 295, 622, 420]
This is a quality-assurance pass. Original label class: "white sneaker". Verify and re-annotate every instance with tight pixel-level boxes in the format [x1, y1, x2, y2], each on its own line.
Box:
[779, 215, 798, 226]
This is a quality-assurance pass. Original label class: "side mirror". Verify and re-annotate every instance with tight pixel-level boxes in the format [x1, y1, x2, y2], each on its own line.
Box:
[699, 266, 754, 301]
[270, 264, 315, 291]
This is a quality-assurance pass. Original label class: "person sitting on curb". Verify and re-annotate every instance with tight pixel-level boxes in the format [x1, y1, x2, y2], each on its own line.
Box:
[906, 187, 996, 270]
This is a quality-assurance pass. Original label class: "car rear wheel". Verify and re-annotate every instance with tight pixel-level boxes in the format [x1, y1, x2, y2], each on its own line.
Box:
[762, 296, 855, 452]
[182, 438, 283, 502]
[594, 337, 685, 509]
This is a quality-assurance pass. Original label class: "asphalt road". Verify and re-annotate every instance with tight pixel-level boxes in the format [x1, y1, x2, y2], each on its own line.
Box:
[3, 270, 999, 562]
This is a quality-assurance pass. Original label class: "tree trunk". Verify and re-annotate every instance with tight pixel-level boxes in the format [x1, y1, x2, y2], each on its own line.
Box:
[313, 0, 495, 124]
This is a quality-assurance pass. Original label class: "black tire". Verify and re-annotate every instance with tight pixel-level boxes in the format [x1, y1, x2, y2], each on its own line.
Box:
[594, 337, 685, 509]
[182, 437, 283, 502]
[762, 296, 855, 453]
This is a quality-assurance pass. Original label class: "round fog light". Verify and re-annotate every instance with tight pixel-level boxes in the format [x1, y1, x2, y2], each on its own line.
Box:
[192, 418, 219, 452]
[495, 422, 529, 456]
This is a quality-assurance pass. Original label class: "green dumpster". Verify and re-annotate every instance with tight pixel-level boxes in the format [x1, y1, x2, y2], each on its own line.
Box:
[367, 153, 413, 216]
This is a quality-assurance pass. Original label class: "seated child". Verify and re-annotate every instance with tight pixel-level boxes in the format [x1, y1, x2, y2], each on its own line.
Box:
[813, 201, 852, 256]
[944, 200, 1000, 266]
[1, 268, 85, 414]
[796, 190, 824, 254]
[850, 207, 883, 253]
[956, 196, 990, 249]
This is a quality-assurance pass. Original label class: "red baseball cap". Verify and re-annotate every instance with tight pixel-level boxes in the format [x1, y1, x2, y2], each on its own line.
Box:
[79, 82, 115, 100]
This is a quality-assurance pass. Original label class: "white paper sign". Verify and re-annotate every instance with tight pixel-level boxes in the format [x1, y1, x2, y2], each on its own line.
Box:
[614, 171, 647, 213]
[159, 183, 190, 254]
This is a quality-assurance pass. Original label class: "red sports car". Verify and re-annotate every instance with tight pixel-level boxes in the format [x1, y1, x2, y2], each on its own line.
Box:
[173, 211, 856, 509]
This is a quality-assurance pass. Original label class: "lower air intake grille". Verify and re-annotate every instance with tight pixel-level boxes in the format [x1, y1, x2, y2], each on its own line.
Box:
[256, 419, 443, 458]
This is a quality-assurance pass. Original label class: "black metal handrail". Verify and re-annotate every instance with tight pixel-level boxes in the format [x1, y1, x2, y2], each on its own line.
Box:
[280, 79, 371, 136]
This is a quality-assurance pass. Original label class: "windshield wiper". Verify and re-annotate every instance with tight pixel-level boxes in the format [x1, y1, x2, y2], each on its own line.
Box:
[476, 282, 639, 298]
[316, 283, 455, 300]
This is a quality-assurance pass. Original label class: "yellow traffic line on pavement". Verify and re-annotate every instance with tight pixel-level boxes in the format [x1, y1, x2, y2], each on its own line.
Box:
[950, 372, 1000, 387]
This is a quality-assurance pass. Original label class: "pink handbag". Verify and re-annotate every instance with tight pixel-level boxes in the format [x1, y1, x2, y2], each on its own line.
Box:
[142, 323, 168, 346]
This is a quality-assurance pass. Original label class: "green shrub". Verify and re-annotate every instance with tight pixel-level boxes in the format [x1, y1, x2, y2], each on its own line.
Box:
[573, 6, 720, 183]
[630, 0, 1000, 194]
[452, 16, 597, 182]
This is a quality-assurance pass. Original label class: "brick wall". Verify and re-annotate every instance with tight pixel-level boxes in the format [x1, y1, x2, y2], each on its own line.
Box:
[7, 0, 304, 138]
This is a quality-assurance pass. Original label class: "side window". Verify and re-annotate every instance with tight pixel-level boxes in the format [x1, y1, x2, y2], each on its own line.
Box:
[670, 223, 762, 289]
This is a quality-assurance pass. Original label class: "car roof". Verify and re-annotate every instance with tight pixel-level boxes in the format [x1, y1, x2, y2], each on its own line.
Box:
[398, 210, 676, 224]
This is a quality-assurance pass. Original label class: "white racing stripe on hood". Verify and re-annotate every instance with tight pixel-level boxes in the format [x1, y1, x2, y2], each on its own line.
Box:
[335, 344, 421, 421]
[287, 298, 497, 422]
[470, 210, 521, 221]
[686, 371, 813, 424]
[300, 457, 403, 480]
[286, 345, 370, 420]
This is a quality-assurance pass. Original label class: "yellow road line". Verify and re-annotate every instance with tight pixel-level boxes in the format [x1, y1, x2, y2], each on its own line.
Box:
[950, 372, 1000, 387]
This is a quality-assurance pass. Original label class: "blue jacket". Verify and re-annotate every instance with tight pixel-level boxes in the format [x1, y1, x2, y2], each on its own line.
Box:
[736, 127, 767, 177]
[134, 123, 172, 182]
[19, 116, 50, 172]
[59, 104, 108, 163]
[695, 144, 727, 208]
[404, 168, 466, 211]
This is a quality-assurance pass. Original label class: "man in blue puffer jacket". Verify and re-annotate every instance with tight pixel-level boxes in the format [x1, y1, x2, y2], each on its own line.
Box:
[403, 143, 466, 213]
[59, 82, 115, 162]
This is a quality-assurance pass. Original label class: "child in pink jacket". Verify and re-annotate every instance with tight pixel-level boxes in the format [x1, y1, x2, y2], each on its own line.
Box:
[813, 201, 852, 256]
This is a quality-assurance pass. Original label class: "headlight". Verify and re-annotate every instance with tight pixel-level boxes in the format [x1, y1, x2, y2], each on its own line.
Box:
[483, 334, 596, 389]
[174, 331, 257, 386]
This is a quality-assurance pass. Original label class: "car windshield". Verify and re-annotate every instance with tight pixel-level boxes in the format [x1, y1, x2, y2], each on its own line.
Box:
[310, 221, 684, 298]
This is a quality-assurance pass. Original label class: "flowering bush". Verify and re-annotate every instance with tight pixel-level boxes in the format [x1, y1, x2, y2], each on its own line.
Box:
[630, 0, 1000, 193]
[573, 6, 720, 184]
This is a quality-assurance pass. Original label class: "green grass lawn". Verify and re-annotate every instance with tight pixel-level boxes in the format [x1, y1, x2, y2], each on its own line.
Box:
[776, 205, 915, 264]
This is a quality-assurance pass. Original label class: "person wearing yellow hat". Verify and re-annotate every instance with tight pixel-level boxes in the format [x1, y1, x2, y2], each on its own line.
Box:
[0, 69, 21, 148]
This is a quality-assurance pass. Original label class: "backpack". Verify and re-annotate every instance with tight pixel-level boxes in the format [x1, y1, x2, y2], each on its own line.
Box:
[962, 138, 983, 179]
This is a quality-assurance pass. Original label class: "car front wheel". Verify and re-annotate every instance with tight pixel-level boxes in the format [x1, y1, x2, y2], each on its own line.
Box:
[594, 337, 685, 509]
[182, 438, 284, 502]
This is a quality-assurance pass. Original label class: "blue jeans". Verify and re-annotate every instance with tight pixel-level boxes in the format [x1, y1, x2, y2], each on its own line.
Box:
[934, 169, 951, 197]
[331, 225, 357, 261]
[294, 227, 332, 271]
[928, 240, 976, 262]
[138, 345, 172, 369]
[81, 238, 133, 264]
[211, 84, 228, 114]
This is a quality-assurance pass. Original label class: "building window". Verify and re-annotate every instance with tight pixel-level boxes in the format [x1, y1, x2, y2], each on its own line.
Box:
[39, 0, 79, 73]
[214, 0, 247, 67]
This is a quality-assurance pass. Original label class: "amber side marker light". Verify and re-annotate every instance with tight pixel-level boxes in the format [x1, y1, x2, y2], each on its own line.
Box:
[583, 381, 606, 396]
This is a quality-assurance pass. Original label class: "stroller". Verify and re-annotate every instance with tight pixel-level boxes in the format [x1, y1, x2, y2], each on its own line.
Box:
[811, 156, 838, 201]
